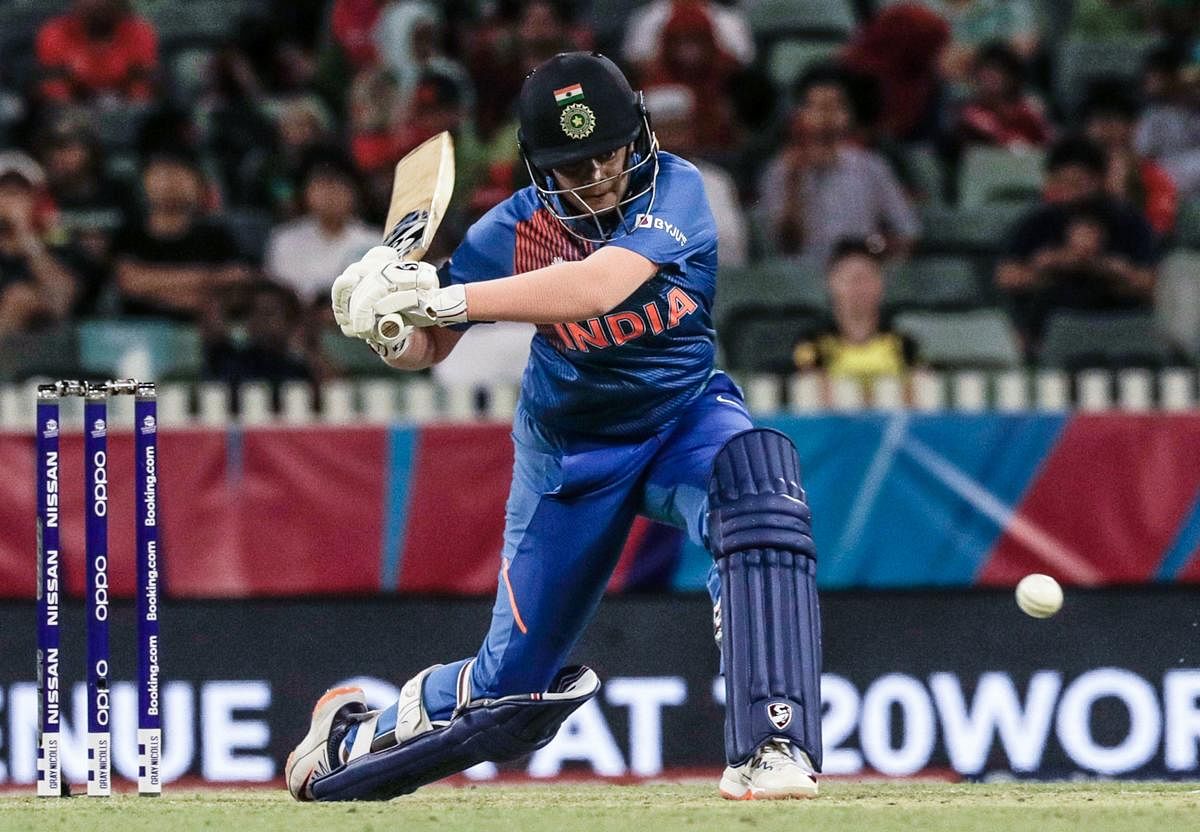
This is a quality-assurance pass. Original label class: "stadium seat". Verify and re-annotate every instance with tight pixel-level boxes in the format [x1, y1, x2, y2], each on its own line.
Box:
[1054, 37, 1160, 117]
[1037, 311, 1175, 369]
[319, 329, 397, 378]
[715, 258, 829, 332]
[958, 147, 1046, 209]
[722, 308, 825, 373]
[1174, 198, 1200, 249]
[767, 38, 842, 88]
[884, 257, 983, 311]
[1157, 251, 1200, 359]
[919, 203, 1030, 255]
[893, 309, 1022, 369]
[903, 145, 947, 205]
[745, 0, 856, 40]
[77, 318, 204, 381]
[0, 326, 80, 382]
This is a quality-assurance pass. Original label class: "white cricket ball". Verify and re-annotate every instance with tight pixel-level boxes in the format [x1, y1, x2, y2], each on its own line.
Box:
[1015, 573, 1063, 618]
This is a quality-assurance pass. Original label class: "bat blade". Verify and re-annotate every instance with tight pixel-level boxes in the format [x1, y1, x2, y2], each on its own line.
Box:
[374, 131, 456, 344]
[383, 131, 456, 261]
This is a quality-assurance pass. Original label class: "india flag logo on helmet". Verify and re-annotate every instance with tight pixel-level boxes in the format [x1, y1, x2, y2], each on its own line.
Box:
[553, 83, 585, 107]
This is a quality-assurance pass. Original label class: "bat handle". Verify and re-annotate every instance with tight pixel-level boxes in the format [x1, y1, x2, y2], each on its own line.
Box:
[376, 314, 408, 344]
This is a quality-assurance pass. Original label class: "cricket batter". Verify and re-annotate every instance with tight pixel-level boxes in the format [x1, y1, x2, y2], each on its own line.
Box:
[286, 52, 823, 801]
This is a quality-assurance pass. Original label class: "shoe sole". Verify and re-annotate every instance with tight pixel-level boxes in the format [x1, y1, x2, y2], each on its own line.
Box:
[718, 772, 819, 801]
[719, 785, 819, 800]
[285, 686, 365, 801]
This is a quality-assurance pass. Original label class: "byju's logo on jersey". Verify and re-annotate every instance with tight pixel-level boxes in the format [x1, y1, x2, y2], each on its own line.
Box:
[767, 702, 793, 729]
[634, 214, 688, 247]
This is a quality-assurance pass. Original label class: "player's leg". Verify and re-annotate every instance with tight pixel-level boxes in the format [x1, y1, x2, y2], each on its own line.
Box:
[426, 432, 653, 707]
[289, 415, 651, 801]
[642, 375, 822, 799]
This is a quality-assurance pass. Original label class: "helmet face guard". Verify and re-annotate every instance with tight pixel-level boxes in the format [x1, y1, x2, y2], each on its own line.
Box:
[521, 110, 660, 245]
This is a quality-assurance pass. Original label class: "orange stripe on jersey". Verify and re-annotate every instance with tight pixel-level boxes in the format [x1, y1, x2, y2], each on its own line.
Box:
[501, 558, 528, 635]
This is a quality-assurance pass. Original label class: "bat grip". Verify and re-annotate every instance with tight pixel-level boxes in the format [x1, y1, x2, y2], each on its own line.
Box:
[376, 314, 408, 344]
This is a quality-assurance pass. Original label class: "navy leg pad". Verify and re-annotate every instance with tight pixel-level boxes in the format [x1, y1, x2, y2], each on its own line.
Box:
[707, 429, 823, 769]
[310, 666, 599, 801]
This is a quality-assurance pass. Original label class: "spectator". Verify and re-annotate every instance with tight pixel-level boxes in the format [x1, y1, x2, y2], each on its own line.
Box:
[348, 67, 403, 217]
[373, 1, 473, 112]
[354, 69, 488, 241]
[1135, 49, 1200, 197]
[1140, 44, 1185, 101]
[196, 48, 278, 209]
[224, 14, 317, 99]
[0, 153, 79, 335]
[465, 0, 589, 139]
[34, 109, 137, 313]
[640, 2, 741, 155]
[329, 0, 387, 71]
[996, 136, 1158, 346]
[407, 71, 488, 218]
[1071, 0, 1154, 37]
[1157, 0, 1200, 42]
[113, 151, 249, 321]
[791, 239, 921, 391]
[758, 67, 920, 265]
[1083, 87, 1177, 235]
[623, 0, 754, 75]
[644, 85, 748, 266]
[841, 3, 950, 141]
[35, 0, 158, 105]
[0, 68, 25, 147]
[265, 155, 378, 305]
[954, 42, 1051, 150]
[239, 95, 336, 217]
[315, 0, 387, 111]
[919, 0, 1040, 80]
[201, 280, 319, 389]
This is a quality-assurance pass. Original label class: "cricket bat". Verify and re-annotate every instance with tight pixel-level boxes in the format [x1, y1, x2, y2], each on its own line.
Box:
[376, 130, 456, 343]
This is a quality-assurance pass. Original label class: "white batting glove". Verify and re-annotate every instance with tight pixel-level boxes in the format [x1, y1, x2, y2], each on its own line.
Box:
[394, 284, 468, 329]
[331, 245, 401, 336]
[345, 259, 440, 340]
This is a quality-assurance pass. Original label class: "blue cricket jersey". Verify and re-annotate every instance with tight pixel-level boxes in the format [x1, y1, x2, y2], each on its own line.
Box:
[442, 151, 719, 439]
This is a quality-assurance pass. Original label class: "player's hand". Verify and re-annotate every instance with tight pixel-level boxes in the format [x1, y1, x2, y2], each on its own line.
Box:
[392, 284, 468, 329]
[343, 257, 440, 340]
[331, 245, 401, 336]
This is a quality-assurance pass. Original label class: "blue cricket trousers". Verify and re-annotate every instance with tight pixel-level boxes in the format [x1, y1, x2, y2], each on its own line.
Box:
[422, 372, 752, 719]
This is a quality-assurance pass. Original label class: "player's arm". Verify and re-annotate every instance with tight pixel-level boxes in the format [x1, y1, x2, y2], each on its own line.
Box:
[462, 245, 656, 324]
[343, 245, 659, 335]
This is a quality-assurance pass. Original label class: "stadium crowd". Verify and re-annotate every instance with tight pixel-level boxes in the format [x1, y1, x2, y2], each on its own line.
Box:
[1, 0, 1199, 396]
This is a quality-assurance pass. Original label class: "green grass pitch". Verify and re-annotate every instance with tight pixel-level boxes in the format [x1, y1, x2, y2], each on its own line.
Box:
[3, 782, 1198, 832]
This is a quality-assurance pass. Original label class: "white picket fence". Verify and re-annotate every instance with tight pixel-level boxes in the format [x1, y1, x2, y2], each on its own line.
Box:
[0, 368, 1197, 431]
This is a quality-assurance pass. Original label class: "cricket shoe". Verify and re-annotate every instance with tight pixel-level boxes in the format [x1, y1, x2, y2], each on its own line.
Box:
[718, 738, 819, 800]
[285, 686, 368, 801]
